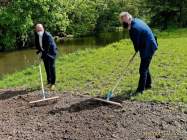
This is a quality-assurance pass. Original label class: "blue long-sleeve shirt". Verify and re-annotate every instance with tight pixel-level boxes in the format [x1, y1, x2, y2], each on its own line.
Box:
[129, 18, 158, 58]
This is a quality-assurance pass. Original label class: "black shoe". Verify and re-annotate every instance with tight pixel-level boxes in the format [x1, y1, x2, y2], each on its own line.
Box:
[136, 88, 144, 94]
[136, 90, 143, 94]
[145, 85, 152, 90]
[130, 90, 143, 97]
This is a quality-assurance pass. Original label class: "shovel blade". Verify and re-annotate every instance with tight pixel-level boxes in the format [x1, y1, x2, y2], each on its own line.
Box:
[93, 97, 122, 107]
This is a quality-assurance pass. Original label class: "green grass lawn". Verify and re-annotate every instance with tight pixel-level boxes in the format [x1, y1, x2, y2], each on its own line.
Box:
[0, 29, 187, 104]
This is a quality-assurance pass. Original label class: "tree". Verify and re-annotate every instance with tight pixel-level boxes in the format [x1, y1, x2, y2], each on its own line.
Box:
[0, 0, 69, 50]
[2, 0, 186, 51]
[65, 0, 99, 36]
[146, 0, 187, 29]
[95, 0, 143, 33]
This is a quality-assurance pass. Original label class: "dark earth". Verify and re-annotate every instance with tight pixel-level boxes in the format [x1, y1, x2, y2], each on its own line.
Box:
[0, 89, 187, 140]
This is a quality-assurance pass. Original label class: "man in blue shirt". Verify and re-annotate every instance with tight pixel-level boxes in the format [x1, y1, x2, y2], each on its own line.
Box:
[35, 24, 57, 90]
[119, 12, 158, 94]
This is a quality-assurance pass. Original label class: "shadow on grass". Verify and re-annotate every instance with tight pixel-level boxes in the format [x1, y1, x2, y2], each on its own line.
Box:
[112, 89, 136, 102]
[0, 89, 28, 100]
[49, 90, 138, 114]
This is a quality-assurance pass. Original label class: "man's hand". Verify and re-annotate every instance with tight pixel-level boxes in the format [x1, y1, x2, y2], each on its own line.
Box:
[36, 50, 41, 54]
[38, 52, 42, 59]
[127, 52, 137, 67]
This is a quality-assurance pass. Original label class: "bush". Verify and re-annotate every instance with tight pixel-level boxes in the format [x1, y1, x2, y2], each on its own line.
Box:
[0, 0, 69, 50]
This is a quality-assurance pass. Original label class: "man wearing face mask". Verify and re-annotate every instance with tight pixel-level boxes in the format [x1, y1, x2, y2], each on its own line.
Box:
[119, 12, 158, 94]
[35, 24, 57, 90]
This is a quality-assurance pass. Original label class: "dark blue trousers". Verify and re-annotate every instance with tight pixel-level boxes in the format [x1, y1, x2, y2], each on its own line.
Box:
[137, 57, 152, 92]
[43, 56, 56, 85]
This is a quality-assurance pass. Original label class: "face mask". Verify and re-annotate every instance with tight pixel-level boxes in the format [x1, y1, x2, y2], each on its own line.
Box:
[123, 22, 129, 28]
[37, 31, 44, 37]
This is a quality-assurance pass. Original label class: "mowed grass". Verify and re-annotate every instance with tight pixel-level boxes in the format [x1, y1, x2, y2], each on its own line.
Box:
[0, 29, 187, 104]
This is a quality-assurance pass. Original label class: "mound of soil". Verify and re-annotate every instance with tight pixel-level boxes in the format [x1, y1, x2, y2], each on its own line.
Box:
[0, 89, 187, 140]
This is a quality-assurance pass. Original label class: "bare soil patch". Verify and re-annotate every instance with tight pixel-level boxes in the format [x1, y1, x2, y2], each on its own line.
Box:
[0, 89, 187, 140]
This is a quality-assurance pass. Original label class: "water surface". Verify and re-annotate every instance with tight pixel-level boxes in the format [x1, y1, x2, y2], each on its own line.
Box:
[0, 31, 128, 76]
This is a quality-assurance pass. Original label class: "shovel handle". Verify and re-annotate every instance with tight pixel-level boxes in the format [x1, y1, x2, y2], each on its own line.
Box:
[111, 52, 137, 93]
[127, 52, 137, 67]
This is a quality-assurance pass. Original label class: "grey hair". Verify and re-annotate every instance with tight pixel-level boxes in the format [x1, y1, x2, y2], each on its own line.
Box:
[119, 12, 133, 21]
[36, 23, 44, 29]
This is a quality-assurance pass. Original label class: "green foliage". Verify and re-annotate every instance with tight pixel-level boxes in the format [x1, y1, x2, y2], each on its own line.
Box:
[65, 0, 142, 35]
[1, 0, 187, 50]
[95, 0, 143, 32]
[0, 0, 69, 50]
[146, 0, 187, 29]
[0, 0, 145, 50]
[0, 29, 187, 104]
[65, 0, 98, 36]
[29, 0, 69, 34]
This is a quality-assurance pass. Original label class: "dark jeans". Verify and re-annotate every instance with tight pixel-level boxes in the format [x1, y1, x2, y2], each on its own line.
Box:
[137, 57, 152, 92]
[43, 56, 56, 85]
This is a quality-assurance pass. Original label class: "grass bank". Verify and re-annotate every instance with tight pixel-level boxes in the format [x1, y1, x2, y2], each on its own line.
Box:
[0, 29, 187, 103]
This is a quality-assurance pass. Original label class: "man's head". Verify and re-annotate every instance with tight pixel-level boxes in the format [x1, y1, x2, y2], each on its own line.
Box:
[35, 24, 44, 36]
[119, 12, 133, 29]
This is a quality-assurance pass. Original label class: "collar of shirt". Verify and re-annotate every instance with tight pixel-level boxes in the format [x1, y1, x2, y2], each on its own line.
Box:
[39, 34, 44, 51]
[129, 19, 135, 31]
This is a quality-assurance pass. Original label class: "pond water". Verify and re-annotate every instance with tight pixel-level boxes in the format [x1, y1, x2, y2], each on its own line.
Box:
[0, 31, 128, 76]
